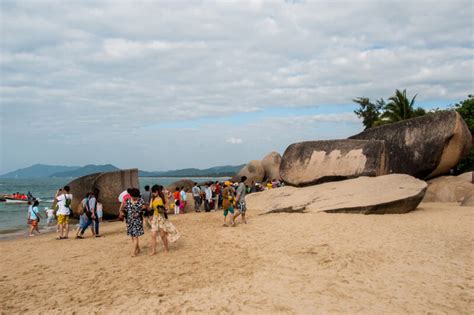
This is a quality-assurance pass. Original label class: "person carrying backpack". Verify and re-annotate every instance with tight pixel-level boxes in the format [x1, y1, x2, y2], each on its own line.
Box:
[76, 193, 94, 238]
[89, 189, 101, 237]
[77, 190, 100, 238]
[56, 185, 73, 240]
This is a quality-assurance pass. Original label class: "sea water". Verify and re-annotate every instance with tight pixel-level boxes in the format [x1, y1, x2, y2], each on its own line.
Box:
[0, 176, 226, 237]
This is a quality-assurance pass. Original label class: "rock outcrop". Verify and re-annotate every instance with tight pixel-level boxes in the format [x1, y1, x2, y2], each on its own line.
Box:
[280, 140, 386, 187]
[233, 160, 265, 185]
[63, 169, 139, 218]
[165, 179, 195, 193]
[422, 172, 473, 203]
[262, 151, 282, 181]
[350, 111, 472, 179]
[460, 193, 474, 207]
[246, 174, 427, 214]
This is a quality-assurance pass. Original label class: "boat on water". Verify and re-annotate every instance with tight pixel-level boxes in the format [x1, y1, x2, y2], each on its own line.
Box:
[3, 198, 43, 204]
[0, 192, 41, 203]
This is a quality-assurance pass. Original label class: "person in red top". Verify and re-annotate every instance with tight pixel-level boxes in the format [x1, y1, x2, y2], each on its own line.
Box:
[214, 181, 221, 210]
[172, 187, 181, 215]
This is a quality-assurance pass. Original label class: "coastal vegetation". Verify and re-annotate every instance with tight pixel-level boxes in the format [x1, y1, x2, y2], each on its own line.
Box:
[353, 89, 426, 129]
[452, 96, 474, 172]
[354, 92, 473, 172]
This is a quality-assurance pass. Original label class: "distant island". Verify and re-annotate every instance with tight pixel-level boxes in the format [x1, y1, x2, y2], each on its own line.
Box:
[0, 164, 245, 179]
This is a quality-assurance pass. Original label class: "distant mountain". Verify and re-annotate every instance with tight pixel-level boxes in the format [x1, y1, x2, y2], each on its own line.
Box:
[50, 164, 120, 178]
[0, 164, 80, 179]
[139, 164, 245, 177]
[1, 163, 245, 179]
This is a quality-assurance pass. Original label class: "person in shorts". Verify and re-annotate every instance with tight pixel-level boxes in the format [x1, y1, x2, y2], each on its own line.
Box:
[192, 183, 201, 212]
[233, 176, 248, 224]
[56, 186, 73, 239]
[222, 181, 235, 227]
[46, 207, 55, 226]
[28, 200, 41, 236]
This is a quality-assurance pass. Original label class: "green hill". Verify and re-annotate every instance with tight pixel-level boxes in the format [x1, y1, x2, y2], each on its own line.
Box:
[0, 164, 80, 179]
[50, 164, 120, 178]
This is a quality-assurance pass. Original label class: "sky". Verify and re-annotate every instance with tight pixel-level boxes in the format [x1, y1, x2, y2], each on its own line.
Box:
[0, 0, 472, 174]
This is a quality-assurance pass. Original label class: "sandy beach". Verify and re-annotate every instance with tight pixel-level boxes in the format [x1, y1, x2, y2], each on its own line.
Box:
[0, 201, 472, 314]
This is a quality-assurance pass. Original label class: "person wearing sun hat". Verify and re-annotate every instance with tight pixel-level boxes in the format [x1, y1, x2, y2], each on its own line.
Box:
[222, 181, 235, 227]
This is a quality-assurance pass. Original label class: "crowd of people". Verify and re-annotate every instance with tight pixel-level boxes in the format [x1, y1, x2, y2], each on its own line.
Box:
[26, 176, 283, 255]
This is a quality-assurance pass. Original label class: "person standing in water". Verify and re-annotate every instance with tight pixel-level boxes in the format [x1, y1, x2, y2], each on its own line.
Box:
[46, 207, 55, 226]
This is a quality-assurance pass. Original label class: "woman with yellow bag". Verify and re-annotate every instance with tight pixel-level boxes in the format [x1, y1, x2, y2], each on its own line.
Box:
[148, 185, 180, 255]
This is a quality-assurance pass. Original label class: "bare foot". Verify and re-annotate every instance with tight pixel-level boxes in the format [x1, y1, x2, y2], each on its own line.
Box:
[149, 252, 156, 256]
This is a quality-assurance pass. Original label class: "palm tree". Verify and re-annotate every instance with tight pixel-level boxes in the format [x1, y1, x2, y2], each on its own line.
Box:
[353, 97, 384, 129]
[381, 89, 426, 123]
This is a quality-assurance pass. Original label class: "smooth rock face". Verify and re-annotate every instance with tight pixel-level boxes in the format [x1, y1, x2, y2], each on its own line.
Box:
[423, 172, 473, 203]
[165, 179, 195, 193]
[246, 174, 427, 215]
[460, 193, 474, 207]
[262, 151, 282, 181]
[65, 169, 139, 218]
[280, 139, 386, 187]
[350, 111, 472, 179]
[234, 160, 265, 185]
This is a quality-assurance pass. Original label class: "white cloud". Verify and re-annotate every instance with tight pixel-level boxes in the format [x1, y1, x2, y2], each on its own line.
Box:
[0, 0, 472, 173]
[102, 39, 208, 59]
[226, 137, 243, 144]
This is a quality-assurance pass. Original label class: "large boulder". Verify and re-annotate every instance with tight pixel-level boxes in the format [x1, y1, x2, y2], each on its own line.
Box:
[350, 111, 472, 179]
[262, 151, 282, 181]
[233, 160, 265, 185]
[246, 174, 427, 215]
[165, 179, 195, 192]
[460, 193, 474, 207]
[423, 171, 473, 203]
[280, 139, 386, 186]
[61, 169, 139, 218]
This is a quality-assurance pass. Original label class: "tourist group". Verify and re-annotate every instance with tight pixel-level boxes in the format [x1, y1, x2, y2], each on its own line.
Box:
[26, 176, 282, 256]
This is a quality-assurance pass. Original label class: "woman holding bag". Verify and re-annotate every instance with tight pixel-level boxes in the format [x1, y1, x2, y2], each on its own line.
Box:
[148, 185, 180, 255]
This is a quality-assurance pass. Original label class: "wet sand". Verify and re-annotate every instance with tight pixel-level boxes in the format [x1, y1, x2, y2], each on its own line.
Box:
[0, 202, 472, 313]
